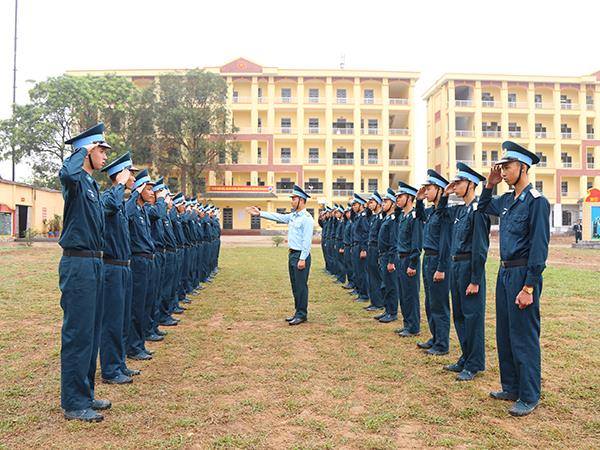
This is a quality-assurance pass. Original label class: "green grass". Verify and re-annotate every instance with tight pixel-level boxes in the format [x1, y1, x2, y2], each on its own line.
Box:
[0, 244, 599, 449]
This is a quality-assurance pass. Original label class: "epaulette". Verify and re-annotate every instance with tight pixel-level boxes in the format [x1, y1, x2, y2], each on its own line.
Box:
[472, 202, 478, 211]
[529, 188, 541, 199]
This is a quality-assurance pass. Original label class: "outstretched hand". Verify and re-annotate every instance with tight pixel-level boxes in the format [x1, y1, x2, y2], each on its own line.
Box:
[246, 206, 261, 216]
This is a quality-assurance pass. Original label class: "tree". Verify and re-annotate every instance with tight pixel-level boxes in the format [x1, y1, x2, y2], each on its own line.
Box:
[0, 75, 138, 188]
[149, 69, 239, 195]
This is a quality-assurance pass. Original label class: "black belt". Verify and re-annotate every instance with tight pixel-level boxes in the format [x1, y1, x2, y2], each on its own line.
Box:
[165, 247, 176, 253]
[424, 249, 439, 257]
[452, 253, 471, 262]
[501, 258, 528, 268]
[103, 257, 130, 267]
[289, 249, 301, 254]
[132, 252, 154, 260]
[63, 250, 103, 259]
[398, 252, 410, 258]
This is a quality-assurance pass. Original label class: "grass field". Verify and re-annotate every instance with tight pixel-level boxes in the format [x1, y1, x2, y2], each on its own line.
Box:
[0, 243, 599, 449]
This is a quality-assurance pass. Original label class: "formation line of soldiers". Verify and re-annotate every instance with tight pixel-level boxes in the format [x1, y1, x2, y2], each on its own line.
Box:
[58, 123, 222, 422]
[318, 140, 549, 417]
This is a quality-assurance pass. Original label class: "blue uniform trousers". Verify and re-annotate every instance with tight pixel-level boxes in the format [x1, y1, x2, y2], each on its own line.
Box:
[147, 251, 165, 336]
[380, 257, 399, 316]
[367, 245, 383, 307]
[496, 266, 541, 403]
[397, 255, 421, 334]
[127, 255, 151, 356]
[288, 252, 311, 319]
[59, 256, 104, 411]
[450, 259, 486, 373]
[352, 247, 369, 299]
[159, 251, 176, 322]
[422, 255, 450, 352]
[100, 262, 130, 379]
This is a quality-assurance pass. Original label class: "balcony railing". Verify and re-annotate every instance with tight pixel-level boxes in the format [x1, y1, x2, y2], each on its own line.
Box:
[305, 97, 323, 104]
[508, 101, 529, 109]
[361, 158, 380, 165]
[278, 127, 296, 134]
[587, 162, 596, 169]
[456, 130, 475, 137]
[389, 159, 409, 166]
[389, 98, 409, 105]
[332, 189, 354, 196]
[231, 96, 252, 104]
[305, 187, 324, 194]
[561, 161, 573, 168]
[482, 130, 502, 138]
[305, 127, 323, 135]
[277, 188, 294, 194]
[535, 102, 553, 109]
[560, 102, 578, 110]
[482, 100, 497, 107]
[307, 157, 321, 164]
[508, 131, 527, 138]
[389, 128, 410, 136]
[587, 103, 594, 110]
[335, 97, 352, 104]
[333, 158, 354, 165]
[275, 96, 297, 104]
[535, 131, 553, 138]
[361, 128, 381, 135]
[587, 133, 596, 139]
[537, 161, 548, 168]
[561, 191, 579, 198]
[561, 132, 578, 139]
[274, 158, 293, 164]
[332, 128, 354, 135]
[455, 100, 473, 107]
[362, 98, 382, 105]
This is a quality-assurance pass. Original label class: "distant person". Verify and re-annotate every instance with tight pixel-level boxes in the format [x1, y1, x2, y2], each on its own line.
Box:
[573, 219, 582, 243]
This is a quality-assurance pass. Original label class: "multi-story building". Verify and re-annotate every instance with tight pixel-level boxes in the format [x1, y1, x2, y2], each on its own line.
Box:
[67, 58, 419, 231]
[424, 72, 600, 231]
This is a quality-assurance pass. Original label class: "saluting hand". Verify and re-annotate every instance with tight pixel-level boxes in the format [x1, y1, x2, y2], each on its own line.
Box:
[297, 259, 306, 270]
[444, 182, 456, 196]
[416, 186, 427, 201]
[487, 165, 502, 187]
[156, 189, 167, 199]
[115, 168, 130, 186]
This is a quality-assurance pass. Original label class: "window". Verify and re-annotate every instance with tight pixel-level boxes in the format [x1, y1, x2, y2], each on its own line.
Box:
[368, 148, 378, 164]
[534, 94, 543, 106]
[280, 147, 291, 163]
[257, 147, 262, 164]
[305, 178, 323, 193]
[562, 210, 572, 226]
[257, 87, 263, 99]
[232, 90, 239, 103]
[561, 181, 568, 196]
[364, 89, 374, 104]
[0, 212, 11, 235]
[281, 88, 292, 103]
[587, 180, 593, 190]
[306, 208, 315, 218]
[308, 148, 319, 163]
[219, 150, 226, 164]
[535, 180, 543, 193]
[336, 88, 347, 104]
[276, 208, 287, 214]
[281, 118, 291, 133]
[367, 119, 378, 134]
[508, 93, 517, 106]
[308, 88, 319, 103]
[257, 118, 262, 132]
[561, 152, 572, 167]
[367, 178, 378, 192]
[308, 118, 319, 133]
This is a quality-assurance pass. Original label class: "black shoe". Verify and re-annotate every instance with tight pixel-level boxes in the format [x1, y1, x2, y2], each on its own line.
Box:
[398, 330, 419, 337]
[64, 409, 103, 422]
[373, 313, 387, 320]
[155, 329, 168, 337]
[102, 374, 133, 385]
[394, 327, 405, 334]
[145, 334, 164, 342]
[342, 284, 353, 290]
[354, 297, 369, 303]
[490, 391, 518, 401]
[123, 368, 141, 377]
[365, 305, 383, 311]
[444, 363, 464, 373]
[289, 317, 307, 326]
[160, 319, 178, 327]
[285, 316, 296, 322]
[173, 308, 185, 315]
[426, 348, 449, 356]
[144, 349, 154, 355]
[91, 399, 112, 410]
[127, 352, 152, 361]
[417, 341, 433, 349]
[182, 298, 192, 304]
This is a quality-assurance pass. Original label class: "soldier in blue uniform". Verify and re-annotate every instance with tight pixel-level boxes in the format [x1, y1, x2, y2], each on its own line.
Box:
[126, 169, 157, 360]
[364, 191, 384, 312]
[247, 185, 314, 325]
[165, 192, 188, 323]
[351, 194, 370, 302]
[478, 141, 550, 417]
[440, 163, 490, 381]
[99, 152, 137, 385]
[415, 170, 451, 355]
[59, 123, 111, 422]
[393, 182, 423, 332]
[334, 205, 347, 285]
[341, 204, 355, 291]
[376, 188, 400, 322]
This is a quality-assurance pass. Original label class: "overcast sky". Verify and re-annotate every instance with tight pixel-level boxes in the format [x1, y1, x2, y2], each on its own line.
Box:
[1, 0, 599, 182]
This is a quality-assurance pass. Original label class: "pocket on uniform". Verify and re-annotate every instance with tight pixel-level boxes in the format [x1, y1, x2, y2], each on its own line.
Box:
[507, 213, 528, 235]
[85, 188, 99, 203]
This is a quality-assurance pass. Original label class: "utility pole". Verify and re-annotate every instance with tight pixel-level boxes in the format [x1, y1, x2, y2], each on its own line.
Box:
[11, 0, 18, 181]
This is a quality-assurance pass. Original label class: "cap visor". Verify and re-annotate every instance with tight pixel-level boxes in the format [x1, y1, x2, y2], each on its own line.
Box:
[97, 142, 112, 149]
[129, 165, 140, 172]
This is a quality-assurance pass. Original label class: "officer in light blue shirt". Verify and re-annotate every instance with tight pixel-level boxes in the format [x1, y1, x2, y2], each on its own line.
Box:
[247, 184, 314, 325]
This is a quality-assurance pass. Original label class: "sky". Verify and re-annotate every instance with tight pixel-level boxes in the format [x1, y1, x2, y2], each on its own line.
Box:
[1, 0, 599, 182]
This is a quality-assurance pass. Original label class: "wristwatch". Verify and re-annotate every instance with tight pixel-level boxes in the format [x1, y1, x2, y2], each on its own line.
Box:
[522, 286, 534, 295]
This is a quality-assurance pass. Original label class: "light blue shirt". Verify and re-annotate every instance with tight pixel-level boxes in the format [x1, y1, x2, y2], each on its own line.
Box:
[260, 209, 314, 260]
